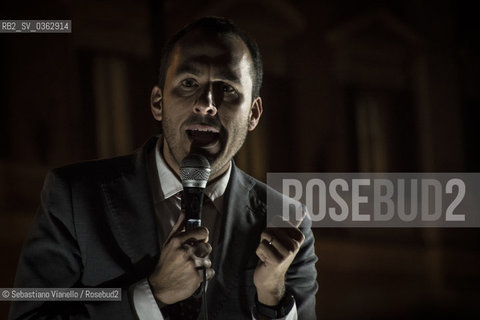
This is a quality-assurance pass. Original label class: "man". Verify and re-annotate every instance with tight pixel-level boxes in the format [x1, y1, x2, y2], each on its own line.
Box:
[10, 17, 317, 320]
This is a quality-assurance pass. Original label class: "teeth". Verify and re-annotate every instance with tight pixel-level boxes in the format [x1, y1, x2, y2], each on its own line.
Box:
[187, 125, 219, 133]
[191, 129, 217, 133]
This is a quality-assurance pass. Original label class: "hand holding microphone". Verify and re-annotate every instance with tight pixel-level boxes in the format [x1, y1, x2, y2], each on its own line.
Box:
[148, 154, 214, 305]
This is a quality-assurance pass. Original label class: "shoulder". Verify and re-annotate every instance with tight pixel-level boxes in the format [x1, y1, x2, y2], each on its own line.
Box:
[51, 154, 136, 182]
[38, 154, 138, 208]
[230, 165, 272, 197]
[232, 166, 306, 225]
[42, 155, 137, 196]
[48, 136, 158, 184]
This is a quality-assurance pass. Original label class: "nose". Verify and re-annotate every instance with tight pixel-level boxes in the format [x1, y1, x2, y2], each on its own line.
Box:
[193, 83, 218, 116]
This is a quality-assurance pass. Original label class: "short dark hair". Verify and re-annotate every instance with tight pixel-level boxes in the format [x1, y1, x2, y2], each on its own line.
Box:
[158, 17, 263, 99]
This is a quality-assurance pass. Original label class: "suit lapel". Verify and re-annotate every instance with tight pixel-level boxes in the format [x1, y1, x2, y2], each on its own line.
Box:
[206, 164, 266, 319]
[101, 137, 160, 266]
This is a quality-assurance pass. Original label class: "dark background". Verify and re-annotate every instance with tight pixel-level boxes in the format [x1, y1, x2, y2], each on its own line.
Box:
[1, 0, 479, 319]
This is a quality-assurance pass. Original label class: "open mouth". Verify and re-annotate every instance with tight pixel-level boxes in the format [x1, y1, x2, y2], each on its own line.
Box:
[186, 124, 220, 148]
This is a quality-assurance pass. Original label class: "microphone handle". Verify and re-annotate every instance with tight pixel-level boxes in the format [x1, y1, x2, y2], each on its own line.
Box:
[182, 187, 205, 231]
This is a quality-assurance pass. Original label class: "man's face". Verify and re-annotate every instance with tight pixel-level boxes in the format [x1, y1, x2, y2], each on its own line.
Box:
[151, 31, 262, 178]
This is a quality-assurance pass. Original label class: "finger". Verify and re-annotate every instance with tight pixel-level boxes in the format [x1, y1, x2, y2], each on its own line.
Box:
[206, 268, 215, 280]
[189, 243, 212, 268]
[267, 220, 305, 242]
[192, 257, 212, 269]
[265, 227, 305, 246]
[260, 231, 285, 258]
[260, 231, 294, 252]
[260, 231, 273, 244]
[185, 259, 204, 281]
[262, 233, 291, 258]
[264, 229, 304, 254]
[256, 239, 282, 265]
[191, 242, 212, 258]
[178, 227, 209, 244]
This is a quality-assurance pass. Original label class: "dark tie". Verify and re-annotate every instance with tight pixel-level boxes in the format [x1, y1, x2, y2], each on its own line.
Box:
[165, 295, 202, 320]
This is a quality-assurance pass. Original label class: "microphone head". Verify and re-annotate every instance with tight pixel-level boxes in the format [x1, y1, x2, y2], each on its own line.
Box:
[180, 154, 211, 188]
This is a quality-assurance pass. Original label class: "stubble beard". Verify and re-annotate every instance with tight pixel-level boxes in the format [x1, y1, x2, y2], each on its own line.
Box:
[208, 116, 249, 176]
[161, 115, 250, 178]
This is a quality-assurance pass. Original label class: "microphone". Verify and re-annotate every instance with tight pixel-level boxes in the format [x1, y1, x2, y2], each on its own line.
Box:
[180, 154, 211, 231]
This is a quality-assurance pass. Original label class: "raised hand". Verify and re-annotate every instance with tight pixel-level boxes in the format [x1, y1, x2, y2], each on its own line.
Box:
[254, 220, 305, 306]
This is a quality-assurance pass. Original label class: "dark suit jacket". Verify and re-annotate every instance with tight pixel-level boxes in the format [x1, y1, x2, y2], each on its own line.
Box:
[10, 136, 318, 320]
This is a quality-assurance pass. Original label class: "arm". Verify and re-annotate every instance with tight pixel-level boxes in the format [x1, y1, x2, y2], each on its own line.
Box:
[253, 210, 318, 320]
[9, 170, 137, 320]
[9, 170, 85, 319]
[285, 215, 318, 319]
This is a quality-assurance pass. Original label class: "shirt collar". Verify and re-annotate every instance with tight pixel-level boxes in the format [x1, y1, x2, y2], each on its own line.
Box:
[155, 139, 231, 203]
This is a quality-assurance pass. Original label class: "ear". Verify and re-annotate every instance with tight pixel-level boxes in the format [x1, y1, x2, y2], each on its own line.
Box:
[248, 97, 263, 131]
[150, 85, 163, 121]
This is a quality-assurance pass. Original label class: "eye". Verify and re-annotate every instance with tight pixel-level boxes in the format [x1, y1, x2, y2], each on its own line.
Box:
[222, 84, 235, 94]
[181, 78, 198, 89]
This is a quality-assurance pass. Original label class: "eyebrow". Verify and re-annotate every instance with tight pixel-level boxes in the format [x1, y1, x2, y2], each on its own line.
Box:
[216, 70, 241, 85]
[176, 64, 201, 77]
[175, 63, 242, 85]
